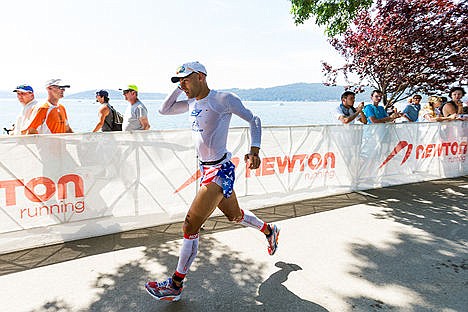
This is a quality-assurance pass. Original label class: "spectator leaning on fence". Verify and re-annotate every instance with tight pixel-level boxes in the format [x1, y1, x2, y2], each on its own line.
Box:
[335, 91, 367, 124]
[401, 94, 422, 122]
[419, 96, 457, 122]
[442, 86, 466, 117]
[363, 90, 401, 124]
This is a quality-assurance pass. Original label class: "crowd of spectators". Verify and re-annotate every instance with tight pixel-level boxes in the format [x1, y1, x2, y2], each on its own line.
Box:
[335, 87, 467, 125]
[8, 80, 150, 135]
[7, 81, 468, 135]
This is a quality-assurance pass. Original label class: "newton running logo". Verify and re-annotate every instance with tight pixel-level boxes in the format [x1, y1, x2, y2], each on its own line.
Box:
[379, 141, 413, 168]
[379, 140, 467, 168]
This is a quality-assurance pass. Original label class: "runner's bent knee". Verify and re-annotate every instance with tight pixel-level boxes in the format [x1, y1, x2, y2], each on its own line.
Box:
[218, 191, 243, 222]
[225, 210, 243, 222]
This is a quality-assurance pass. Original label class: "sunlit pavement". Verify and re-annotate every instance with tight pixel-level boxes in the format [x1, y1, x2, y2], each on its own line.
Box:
[0, 177, 467, 312]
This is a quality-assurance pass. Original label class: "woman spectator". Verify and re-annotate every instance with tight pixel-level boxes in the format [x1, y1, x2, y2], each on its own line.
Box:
[442, 87, 465, 117]
[420, 96, 457, 122]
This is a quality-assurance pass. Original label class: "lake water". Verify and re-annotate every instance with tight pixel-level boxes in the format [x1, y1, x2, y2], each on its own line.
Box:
[0, 98, 409, 133]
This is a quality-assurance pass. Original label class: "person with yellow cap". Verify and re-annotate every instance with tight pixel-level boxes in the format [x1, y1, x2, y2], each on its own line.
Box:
[119, 84, 150, 131]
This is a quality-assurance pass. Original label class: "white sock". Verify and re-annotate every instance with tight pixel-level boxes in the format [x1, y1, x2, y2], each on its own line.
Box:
[239, 209, 267, 232]
[175, 233, 199, 276]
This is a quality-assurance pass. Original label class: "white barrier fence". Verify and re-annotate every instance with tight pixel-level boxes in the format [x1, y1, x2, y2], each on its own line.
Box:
[0, 122, 466, 254]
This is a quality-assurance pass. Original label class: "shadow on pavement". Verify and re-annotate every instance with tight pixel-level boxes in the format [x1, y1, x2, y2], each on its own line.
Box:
[0, 192, 368, 276]
[30, 239, 328, 311]
[1, 177, 466, 311]
[256, 261, 329, 312]
[344, 177, 467, 311]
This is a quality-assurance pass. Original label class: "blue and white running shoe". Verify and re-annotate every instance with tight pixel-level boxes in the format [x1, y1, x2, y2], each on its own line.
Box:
[145, 277, 183, 302]
[266, 224, 280, 255]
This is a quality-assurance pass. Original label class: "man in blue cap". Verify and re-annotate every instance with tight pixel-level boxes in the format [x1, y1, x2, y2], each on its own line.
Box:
[93, 89, 122, 132]
[11, 84, 37, 135]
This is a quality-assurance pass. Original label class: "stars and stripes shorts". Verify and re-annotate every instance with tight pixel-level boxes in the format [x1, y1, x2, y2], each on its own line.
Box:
[199, 161, 236, 198]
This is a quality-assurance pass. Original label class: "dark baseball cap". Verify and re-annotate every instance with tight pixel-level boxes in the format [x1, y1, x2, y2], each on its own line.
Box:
[96, 89, 109, 97]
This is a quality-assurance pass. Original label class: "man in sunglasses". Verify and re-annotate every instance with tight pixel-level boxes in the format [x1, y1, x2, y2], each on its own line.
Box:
[402, 94, 422, 122]
[25, 79, 73, 134]
[119, 84, 150, 131]
[145, 61, 280, 302]
[11, 84, 38, 135]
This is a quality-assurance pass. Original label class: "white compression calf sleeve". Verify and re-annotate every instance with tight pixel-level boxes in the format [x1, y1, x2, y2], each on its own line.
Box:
[175, 233, 199, 277]
[239, 209, 267, 232]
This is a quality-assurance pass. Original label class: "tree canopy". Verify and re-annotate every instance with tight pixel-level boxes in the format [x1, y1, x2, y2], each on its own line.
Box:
[322, 0, 468, 106]
[290, 0, 373, 36]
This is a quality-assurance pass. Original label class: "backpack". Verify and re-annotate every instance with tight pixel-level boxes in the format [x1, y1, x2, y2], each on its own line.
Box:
[105, 105, 123, 131]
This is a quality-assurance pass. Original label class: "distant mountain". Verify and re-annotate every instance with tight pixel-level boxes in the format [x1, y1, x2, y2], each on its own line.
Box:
[221, 83, 372, 102]
[221, 83, 342, 101]
[0, 83, 372, 102]
[63, 84, 354, 101]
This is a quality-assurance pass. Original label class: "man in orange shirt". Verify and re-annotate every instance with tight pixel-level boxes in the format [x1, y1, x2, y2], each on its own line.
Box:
[26, 79, 73, 134]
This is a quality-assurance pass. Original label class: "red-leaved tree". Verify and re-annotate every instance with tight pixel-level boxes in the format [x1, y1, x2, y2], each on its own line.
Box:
[322, 0, 468, 107]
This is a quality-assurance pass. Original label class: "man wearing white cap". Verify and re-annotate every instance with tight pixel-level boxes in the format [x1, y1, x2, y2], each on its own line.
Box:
[25, 79, 73, 134]
[11, 84, 37, 135]
[145, 61, 280, 302]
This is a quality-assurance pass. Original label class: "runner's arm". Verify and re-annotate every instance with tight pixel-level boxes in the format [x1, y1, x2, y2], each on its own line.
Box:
[228, 94, 261, 148]
[159, 87, 189, 115]
[244, 146, 261, 169]
[228, 94, 262, 169]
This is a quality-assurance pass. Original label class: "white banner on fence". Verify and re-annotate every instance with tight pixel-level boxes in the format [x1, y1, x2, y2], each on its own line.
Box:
[0, 122, 466, 253]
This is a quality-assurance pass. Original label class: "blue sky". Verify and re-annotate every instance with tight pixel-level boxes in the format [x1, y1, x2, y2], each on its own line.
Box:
[2, 0, 343, 93]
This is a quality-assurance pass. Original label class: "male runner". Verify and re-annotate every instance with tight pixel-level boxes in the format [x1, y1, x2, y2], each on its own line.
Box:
[145, 61, 280, 301]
